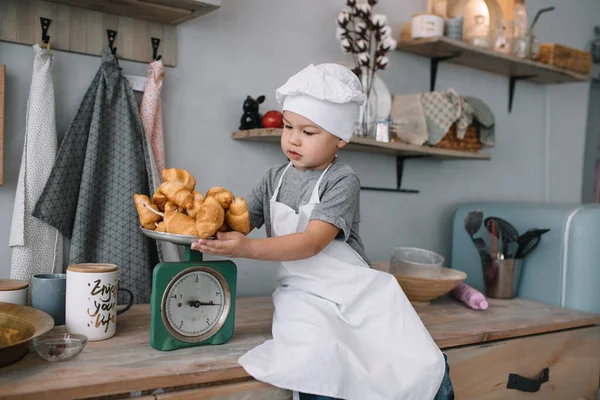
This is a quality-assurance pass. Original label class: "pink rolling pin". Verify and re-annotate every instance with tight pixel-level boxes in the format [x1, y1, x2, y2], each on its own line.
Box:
[451, 283, 489, 310]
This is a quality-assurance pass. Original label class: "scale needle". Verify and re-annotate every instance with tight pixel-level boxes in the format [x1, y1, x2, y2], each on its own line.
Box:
[188, 300, 221, 308]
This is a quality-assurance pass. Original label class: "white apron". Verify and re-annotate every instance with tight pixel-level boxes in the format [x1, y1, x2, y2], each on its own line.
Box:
[9, 45, 63, 281]
[238, 162, 445, 400]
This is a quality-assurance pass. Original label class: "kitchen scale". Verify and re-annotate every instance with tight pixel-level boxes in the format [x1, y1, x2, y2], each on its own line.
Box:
[140, 228, 237, 351]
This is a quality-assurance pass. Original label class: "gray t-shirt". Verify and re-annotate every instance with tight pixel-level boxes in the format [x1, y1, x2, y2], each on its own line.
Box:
[245, 157, 369, 264]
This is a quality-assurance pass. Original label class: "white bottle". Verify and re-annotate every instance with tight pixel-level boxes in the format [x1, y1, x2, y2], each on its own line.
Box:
[512, 0, 529, 58]
[513, 0, 528, 39]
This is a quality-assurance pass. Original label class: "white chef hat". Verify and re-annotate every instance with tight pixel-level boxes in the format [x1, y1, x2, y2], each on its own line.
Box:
[275, 63, 367, 143]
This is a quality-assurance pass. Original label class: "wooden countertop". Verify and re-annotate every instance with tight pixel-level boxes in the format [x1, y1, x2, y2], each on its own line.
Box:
[1, 296, 599, 400]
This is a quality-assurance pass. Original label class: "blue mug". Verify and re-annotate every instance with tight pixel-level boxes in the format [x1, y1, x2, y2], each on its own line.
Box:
[32, 273, 67, 326]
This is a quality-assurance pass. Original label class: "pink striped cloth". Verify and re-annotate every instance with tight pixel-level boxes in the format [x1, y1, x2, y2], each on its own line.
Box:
[140, 60, 166, 179]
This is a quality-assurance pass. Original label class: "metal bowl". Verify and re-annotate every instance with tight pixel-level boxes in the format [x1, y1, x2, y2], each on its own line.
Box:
[139, 227, 215, 245]
[0, 302, 54, 368]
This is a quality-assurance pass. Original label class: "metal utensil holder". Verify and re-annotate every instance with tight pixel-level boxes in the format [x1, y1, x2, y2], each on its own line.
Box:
[481, 257, 524, 299]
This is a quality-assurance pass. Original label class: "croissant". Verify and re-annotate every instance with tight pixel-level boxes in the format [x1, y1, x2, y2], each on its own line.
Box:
[226, 197, 251, 235]
[152, 192, 168, 212]
[206, 187, 234, 210]
[158, 181, 193, 209]
[164, 201, 180, 213]
[134, 194, 163, 227]
[164, 210, 197, 236]
[186, 191, 205, 218]
[162, 168, 196, 191]
[195, 196, 225, 239]
[155, 221, 166, 232]
[218, 221, 232, 232]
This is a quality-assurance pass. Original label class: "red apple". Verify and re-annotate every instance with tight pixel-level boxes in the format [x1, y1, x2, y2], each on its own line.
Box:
[262, 110, 284, 128]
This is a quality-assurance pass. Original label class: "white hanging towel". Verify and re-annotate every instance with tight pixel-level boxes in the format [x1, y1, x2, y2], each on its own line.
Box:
[9, 45, 63, 281]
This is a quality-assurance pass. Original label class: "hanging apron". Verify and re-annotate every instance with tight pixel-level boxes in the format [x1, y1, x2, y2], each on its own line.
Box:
[32, 48, 155, 304]
[139, 60, 179, 262]
[9, 44, 63, 282]
[239, 162, 445, 400]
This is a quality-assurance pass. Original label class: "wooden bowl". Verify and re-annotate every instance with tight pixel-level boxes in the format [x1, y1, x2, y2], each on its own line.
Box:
[0, 302, 55, 368]
[372, 261, 467, 304]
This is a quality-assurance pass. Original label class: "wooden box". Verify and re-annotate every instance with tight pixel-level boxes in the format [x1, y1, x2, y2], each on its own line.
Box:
[537, 43, 593, 76]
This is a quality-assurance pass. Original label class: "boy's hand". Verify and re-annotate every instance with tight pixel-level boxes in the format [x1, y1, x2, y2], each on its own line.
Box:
[191, 231, 252, 258]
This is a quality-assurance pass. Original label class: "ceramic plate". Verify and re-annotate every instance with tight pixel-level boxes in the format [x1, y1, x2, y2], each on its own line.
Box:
[139, 227, 214, 245]
[373, 74, 392, 121]
[337, 60, 392, 121]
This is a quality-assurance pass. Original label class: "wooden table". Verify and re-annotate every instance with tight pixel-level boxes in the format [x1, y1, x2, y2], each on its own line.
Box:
[0, 296, 599, 400]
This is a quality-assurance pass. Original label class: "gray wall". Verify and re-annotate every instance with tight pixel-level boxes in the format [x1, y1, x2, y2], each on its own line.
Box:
[1, 0, 598, 297]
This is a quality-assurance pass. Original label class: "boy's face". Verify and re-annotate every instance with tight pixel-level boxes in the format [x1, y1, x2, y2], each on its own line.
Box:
[280, 111, 346, 170]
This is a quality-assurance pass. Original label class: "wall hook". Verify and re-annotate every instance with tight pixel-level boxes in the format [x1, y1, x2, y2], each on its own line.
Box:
[151, 37, 162, 61]
[107, 29, 118, 55]
[40, 17, 51, 44]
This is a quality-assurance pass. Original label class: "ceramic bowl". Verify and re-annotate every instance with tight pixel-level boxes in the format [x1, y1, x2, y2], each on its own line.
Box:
[0, 302, 55, 368]
[372, 261, 467, 304]
[33, 333, 87, 362]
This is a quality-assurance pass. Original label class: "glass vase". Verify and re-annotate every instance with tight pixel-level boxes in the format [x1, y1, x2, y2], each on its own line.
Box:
[354, 73, 378, 139]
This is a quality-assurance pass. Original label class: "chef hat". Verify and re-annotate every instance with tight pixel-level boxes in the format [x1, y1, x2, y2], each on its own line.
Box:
[276, 63, 367, 143]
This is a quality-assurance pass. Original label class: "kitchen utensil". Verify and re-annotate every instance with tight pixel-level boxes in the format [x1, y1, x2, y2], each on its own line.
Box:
[33, 332, 87, 362]
[484, 216, 519, 257]
[139, 229, 237, 352]
[0, 302, 54, 368]
[515, 228, 550, 259]
[372, 261, 467, 304]
[464, 210, 487, 251]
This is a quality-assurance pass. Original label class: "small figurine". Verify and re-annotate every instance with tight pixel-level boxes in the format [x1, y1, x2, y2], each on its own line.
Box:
[239, 95, 266, 130]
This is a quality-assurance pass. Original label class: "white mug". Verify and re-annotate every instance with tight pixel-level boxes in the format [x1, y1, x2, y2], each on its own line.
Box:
[65, 264, 134, 341]
[0, 279, 29, 305]
[411, 13, 445, 39]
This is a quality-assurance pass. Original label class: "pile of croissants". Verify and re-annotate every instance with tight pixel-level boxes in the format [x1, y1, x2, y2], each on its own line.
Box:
[134, 168, 250, 239]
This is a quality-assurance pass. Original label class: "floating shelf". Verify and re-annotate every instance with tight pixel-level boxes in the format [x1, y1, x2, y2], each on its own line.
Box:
[232, 128, 491, 160]
[396, 37, 591, 112]
[232, 128, 490, 194]
[47, 0, 220, 25]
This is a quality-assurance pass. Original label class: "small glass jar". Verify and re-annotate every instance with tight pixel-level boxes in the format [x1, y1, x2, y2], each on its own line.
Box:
[467, 15, 490, 49]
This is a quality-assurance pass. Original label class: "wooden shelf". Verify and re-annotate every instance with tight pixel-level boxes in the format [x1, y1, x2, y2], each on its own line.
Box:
[47, 0, 220, 25]
[397, 37, 591, 85]
[232, 128, 491, 160]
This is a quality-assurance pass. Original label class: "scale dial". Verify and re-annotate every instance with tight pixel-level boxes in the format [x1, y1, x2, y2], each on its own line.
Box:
[161, 266, 231, 343]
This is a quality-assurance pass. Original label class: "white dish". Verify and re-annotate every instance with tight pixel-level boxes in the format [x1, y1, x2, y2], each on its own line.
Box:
[373, 74, 392, 121]
[337, 60, 392, 122]
[139, 227, 214, 245]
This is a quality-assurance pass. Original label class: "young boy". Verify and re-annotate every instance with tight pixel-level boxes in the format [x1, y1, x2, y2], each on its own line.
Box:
[192, 63, 453, 400]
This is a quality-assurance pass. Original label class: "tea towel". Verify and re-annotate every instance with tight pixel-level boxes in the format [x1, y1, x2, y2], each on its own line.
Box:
[421, 89, 472, 145]
[9, 45, 63, 283]
[465, 96, 495, 147]
[140, 59, 180, 262]
[33, 48, 156, 304]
